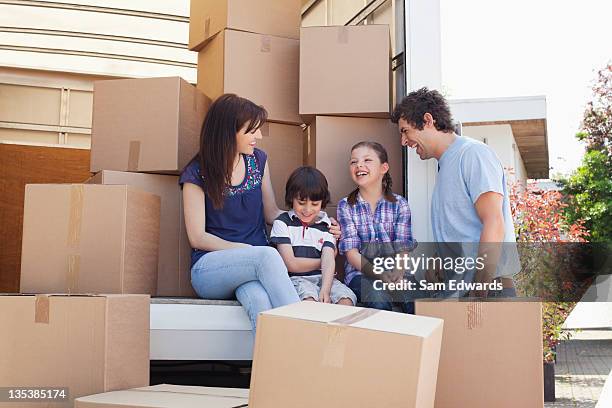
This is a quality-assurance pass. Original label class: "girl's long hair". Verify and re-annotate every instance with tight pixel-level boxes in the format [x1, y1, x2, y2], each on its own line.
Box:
[347, 141, 396, 206]
[197, 94, 267, 209]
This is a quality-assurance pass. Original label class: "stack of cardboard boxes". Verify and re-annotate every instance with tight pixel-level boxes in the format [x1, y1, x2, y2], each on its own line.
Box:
[7, 77, 211, 408]
[8, 24, 211, 408]
[300, 24, 403, 218]
[191, 0, 305, 210]
[19, 75, 209, 297]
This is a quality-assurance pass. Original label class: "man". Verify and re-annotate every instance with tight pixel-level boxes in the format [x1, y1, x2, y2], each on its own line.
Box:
[391, 87, 518, 297]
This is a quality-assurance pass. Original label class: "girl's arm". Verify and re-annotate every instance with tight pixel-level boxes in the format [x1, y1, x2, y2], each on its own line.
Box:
[261, 161, 283, 225]
[183, 183, 250, 251]
[394, 198, 417, 251]
[345, 248, 378, 279]
[276, 244, 322, 273]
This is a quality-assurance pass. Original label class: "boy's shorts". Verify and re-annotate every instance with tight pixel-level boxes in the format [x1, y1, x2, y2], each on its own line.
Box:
[290, 275, 357, 305]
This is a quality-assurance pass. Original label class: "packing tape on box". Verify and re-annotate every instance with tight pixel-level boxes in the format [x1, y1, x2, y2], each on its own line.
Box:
[204, 16, 210, 39]
[35, 295, 50, 324]
[337, 26, 349, 44]
[260, 122, 270, 138]
[260, 35, 271, 53]
[128, 140, 141, 171]
[321, 308, 380, 368]
[67, 254, 80, 294]
[67, 185, 83, 293]
[466, 302, 483, 329]
[68, 184, 83, 248]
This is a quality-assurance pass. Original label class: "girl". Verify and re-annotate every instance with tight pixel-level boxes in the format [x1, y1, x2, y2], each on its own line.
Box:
[181, 94, 341, 332]
[337, 141, 416, 313]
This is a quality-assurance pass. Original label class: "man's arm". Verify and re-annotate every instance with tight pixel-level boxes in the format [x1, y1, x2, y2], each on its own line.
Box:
[473, 191, 505, 291]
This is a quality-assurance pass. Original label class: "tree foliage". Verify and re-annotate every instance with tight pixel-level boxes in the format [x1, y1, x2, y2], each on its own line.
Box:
[509, 181, 588, 362]
[557, 63, 612, 242]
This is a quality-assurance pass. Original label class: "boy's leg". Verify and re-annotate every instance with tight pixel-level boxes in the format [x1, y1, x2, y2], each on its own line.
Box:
[235, 281, 272, 333]
[290, 276, 320, 302]
[329, 278, 358, 306]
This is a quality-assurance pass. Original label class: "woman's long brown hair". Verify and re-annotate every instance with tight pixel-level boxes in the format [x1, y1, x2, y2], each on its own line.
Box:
[197, 94, 267, 209]
[347, 141, 396, 206]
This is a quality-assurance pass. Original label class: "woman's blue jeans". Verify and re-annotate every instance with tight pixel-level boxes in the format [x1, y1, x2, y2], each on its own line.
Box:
[191, 246, 300, 332]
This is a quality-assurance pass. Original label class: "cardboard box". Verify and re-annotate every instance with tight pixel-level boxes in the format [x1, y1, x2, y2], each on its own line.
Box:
[249, 302, 444, 408]
[197, 29, 300, 124]
[0, 294, 149, 408]
[416, 300, 544, 408]
[305, 116, 403, 205]
[300, 25, 391, 118]
[0, 142, 91, 293]
[20, 184, 160, 295]
[257, 122, 305, 210]
[189, 0, 301, 50]
[90, 77, 209, 174]
[87, 171, 194, 297]
[75, 384, 249, 408]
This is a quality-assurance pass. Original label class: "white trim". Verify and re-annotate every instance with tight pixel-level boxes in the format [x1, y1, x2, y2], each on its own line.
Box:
[449, 96, 547, 123]
[150, 303, 253, 361]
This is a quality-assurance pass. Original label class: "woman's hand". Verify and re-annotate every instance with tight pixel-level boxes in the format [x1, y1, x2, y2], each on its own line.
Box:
[329, 217, 342, 240]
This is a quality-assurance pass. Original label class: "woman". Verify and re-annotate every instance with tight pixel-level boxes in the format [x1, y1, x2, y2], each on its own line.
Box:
[180, 94, 339, 332]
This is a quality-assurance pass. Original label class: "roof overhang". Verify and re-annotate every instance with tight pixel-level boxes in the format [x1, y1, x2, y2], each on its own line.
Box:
[449, 96, 549, 179]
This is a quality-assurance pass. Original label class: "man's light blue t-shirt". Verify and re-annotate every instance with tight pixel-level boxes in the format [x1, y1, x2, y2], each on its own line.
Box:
[431, 136, 519, 278]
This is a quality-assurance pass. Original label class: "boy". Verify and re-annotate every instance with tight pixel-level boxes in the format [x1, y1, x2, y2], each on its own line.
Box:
[270, 166, 356, 306]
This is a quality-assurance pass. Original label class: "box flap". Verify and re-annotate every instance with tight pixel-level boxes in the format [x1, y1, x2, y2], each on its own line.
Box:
[351, 311, 443, 338]
[76, 385, 249, 408]
[263, 302, 442, 338]
[262, 301, 358, 323]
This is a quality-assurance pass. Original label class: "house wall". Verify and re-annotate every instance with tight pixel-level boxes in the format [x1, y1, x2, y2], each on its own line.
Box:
[462, 124, 528, 184]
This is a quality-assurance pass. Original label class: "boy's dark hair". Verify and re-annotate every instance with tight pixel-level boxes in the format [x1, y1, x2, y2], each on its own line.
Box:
[284, 166, 331, 209]
[391, 87, 454, 133]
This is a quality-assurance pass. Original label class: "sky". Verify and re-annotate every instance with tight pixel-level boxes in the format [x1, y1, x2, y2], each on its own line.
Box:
[439, 0, 612, 177]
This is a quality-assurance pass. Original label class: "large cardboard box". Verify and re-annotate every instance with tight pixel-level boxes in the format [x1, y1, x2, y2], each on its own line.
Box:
[197, 29, 300, 124]
[257, 122, 305, 210]
[249, 302, 444, 408]
[300, 25, 391, 119]
[416, 300, 544, 408]
[0, 294, 150, 408]
[87, 171, 194, 297]
[75, 384, 249, 408]
[305, 116, 403, 205]
[90, 77, 209, 174]
[0, 142, 91, 293]
[20, 184, 160, 295]
[189, 0, 301, 50]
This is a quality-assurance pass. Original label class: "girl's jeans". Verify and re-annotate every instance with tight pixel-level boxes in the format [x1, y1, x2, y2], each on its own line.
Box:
[191, 246, 300, 332]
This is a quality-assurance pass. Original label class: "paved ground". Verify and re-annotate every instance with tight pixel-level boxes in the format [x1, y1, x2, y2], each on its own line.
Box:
[545, 330, 612, 407]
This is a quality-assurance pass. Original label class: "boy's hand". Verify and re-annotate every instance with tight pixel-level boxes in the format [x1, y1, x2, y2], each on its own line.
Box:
[329, 217, 341, 240]
[319, 288, 332, 303]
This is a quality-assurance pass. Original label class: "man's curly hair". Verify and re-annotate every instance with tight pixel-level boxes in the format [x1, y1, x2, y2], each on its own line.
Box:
[391, 87, 455, 133]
